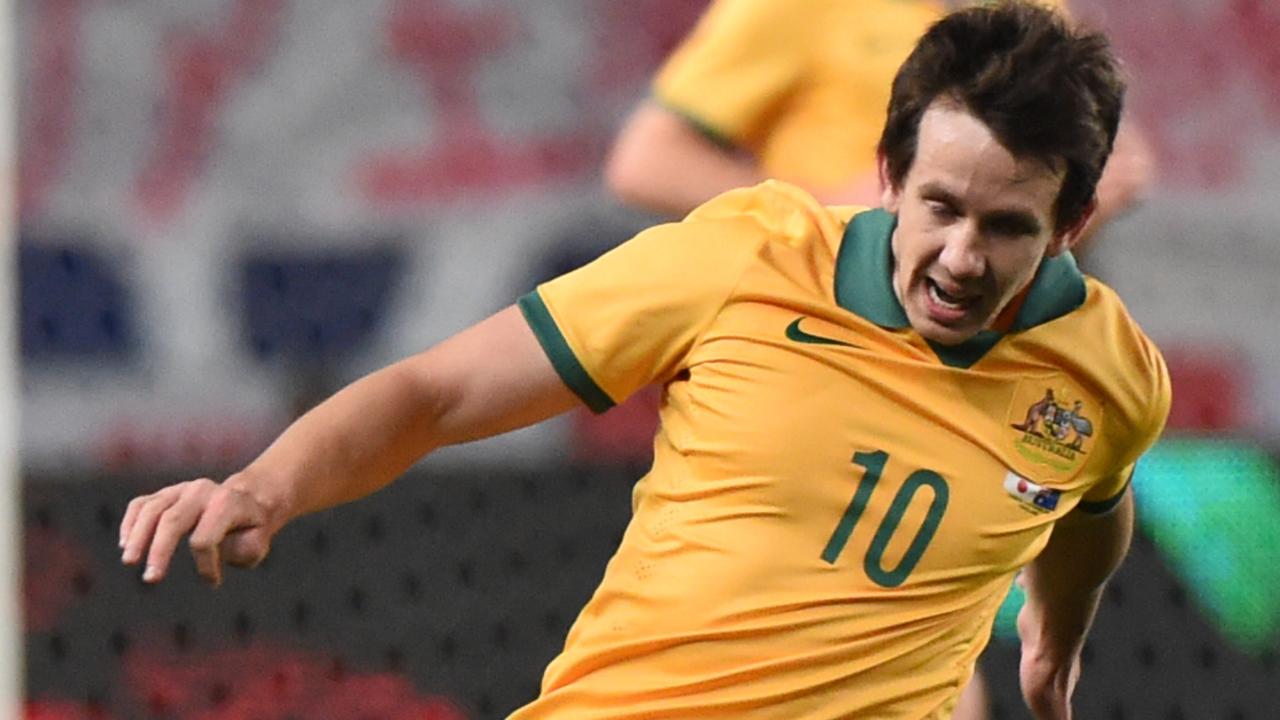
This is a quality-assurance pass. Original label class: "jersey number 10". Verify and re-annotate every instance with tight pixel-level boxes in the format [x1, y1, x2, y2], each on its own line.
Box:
[821, 450, 951, 587]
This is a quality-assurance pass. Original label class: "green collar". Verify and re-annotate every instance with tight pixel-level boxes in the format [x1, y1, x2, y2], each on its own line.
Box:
[833, 208, 1086, 368]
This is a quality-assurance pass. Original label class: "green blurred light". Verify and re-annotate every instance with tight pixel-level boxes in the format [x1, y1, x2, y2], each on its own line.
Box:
[992, 581, 1025, 642]
[990, 438, 1280, 652]
[1132, 437, 1280, 652]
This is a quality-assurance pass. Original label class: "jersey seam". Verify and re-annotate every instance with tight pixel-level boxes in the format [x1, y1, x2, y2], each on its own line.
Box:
[680, 224, 774, 372]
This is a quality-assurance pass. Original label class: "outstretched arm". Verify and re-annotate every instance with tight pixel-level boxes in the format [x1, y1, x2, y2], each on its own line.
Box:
[119, 305, 580, 586]
[1017, 490, 1135, 719]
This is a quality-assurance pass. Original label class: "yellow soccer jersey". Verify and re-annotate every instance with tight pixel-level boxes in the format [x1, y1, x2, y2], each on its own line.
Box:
[654, 0, 1064, 191]
[512, 181, 1170, 719]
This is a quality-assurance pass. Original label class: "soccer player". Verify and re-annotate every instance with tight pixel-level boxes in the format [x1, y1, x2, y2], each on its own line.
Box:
[119, 3, 1170, 718]
[605, 2, 1152, 714]
[606, 0, 1151, 250]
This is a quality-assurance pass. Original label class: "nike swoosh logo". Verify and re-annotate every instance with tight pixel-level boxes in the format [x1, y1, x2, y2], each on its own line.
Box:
[785, 317, 861, 348]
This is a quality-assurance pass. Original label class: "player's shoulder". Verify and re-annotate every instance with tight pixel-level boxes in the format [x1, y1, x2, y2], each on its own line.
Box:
[683, 179, 854, 255]
[1078, 278, 1166, 370]
[1067, 277, 1171, 431]
[701, 0, 840, 31]
[598, 181, 843, 290]
[666, 0, 829, 57]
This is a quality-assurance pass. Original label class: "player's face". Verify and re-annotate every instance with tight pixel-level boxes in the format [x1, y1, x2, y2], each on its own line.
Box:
[881, 101, 1085, 346]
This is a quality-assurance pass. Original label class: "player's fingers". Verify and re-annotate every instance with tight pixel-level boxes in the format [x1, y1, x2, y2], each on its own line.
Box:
[187, 485, 268, 585]
[190, 536, 222, 587]
[222, 527, 272, 568]
[119, 493, 152, 549]
[1020, 661, 1074, 720]
[1022, 679, 1050, 717]
[119, 487, 183, 566]
[140, 479, 220, 583]
[1026, 692, 1069, 720]
[187, 489, 234, 586]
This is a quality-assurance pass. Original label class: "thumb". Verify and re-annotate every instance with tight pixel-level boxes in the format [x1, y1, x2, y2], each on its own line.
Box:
[221, 526, 273, 568]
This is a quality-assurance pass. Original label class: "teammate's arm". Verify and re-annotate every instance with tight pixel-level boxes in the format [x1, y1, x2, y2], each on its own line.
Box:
[604, 100, 766, 218]
[605, 100, 883, 217]
[1016, 490, 1135, 720]
[1076, 116, 1155, 249]
[119, 305, 580, 586]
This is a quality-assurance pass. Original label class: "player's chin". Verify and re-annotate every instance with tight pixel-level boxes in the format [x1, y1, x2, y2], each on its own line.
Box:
[908, 304, 989, 346]
[918, 321, 985, 346]
[921, 325, 977, 348]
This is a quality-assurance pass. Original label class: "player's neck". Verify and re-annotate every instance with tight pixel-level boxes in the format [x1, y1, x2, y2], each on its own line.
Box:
[990, 285, 1032, 333]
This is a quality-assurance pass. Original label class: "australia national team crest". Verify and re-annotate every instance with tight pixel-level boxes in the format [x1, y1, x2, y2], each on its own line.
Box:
[1006, 380, 1099, 481]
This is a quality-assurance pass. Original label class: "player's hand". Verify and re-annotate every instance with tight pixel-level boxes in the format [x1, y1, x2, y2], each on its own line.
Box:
[119, 477, 276, 587]
[1016, 596, 1081, 720]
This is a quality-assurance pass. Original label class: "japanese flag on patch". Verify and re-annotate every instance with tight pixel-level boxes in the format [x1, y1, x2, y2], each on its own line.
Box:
[1004, 471, 1061, 513]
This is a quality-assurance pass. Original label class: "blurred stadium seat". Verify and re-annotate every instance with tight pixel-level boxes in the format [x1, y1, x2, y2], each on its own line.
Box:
[240, 245, 403, 364]
[20, 241, 135, 362]
[1163, 344, 1251, 432]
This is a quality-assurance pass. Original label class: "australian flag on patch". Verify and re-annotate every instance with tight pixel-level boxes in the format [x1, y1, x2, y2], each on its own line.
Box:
[1004, 471, 1061, 513]
[1032, 488, 1060, 511]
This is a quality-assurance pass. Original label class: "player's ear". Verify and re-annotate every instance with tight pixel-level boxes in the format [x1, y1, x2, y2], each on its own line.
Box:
[1048, 197, 1098, 257]
[878, 154, 901, 213]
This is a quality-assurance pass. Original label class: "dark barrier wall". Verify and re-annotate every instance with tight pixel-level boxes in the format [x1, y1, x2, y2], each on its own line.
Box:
[23, 465, 1280, 719]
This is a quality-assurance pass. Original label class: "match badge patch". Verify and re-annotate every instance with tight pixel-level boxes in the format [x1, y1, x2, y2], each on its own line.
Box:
[1006, 379, 1099, 482]
[1003, 471, 1061, 514]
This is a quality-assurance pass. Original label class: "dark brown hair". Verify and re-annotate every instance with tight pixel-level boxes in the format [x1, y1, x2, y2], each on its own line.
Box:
[877, 1, 1125, 232]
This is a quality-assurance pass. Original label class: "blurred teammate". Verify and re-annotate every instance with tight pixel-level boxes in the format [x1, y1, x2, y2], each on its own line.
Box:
[607, 0, 1151, 250]
[119, 3, 1169, 718]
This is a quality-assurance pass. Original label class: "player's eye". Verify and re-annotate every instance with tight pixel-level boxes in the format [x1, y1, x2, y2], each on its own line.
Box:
[983, 216, 1039, 239]
[925, 200, 958, 221]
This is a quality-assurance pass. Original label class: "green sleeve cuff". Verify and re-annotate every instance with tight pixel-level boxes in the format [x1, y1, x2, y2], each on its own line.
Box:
[517, 291, 616, 414]
[652, 95, 740, 151]
[1077, 472, 1133, 514]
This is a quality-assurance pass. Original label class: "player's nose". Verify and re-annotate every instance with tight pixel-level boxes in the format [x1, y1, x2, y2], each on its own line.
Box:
[937, 224, 985, 279]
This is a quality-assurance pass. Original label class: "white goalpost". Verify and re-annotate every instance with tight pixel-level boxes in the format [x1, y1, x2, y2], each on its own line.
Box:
[0, 0, 21, 715]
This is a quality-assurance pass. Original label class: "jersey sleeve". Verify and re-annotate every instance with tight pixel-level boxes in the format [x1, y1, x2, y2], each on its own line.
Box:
[1079, 332, 1172, 512]
[518, 214, 761, 413]
[652, 0, 816, 149]
[1078, 463, 1134, 513]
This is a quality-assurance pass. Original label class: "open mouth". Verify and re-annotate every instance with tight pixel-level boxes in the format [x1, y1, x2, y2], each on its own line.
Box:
[925, 277, 978, 312]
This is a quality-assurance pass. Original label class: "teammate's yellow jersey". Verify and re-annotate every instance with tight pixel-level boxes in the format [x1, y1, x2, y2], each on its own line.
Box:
[654, 0, 1065, 191]
[510, 182, 1169, 719]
